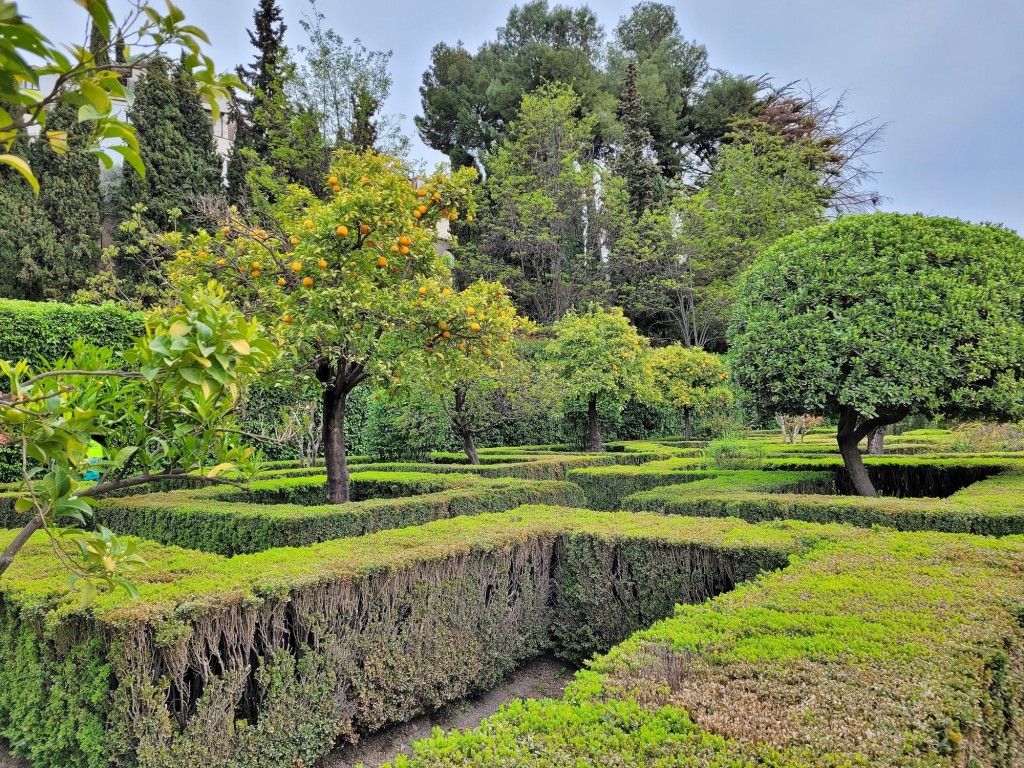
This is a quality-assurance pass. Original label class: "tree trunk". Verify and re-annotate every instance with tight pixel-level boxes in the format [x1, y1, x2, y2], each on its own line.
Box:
[0, 514, 43, 578]
[837, 408, 876, 497]
[323, 385, 349, 504]
[460, 428, 480, 465]
[587, 394, 602, 452]
[683, 406, 692, 441]
[867, 426, 886, 455]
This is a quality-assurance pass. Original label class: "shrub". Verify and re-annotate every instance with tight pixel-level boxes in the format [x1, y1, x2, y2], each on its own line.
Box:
[0, 299, 142, 363]
[702, 436, 765, 469]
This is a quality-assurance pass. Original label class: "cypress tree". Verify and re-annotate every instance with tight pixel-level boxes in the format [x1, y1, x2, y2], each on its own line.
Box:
[227, 0, 287, 199]
[613, 61, 662, 218]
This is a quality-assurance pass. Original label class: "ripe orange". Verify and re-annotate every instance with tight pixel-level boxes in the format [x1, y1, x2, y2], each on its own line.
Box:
[216, 258, 226, 266]
[251, 262, 261, 270]
[328, 176, 338, 186]
[418, 286, 427, 296]
[317, 258, 328, 269]
[483, 348, 491, 356]
[377, 256, 388, 267]
[418, 205, 428, 214]
[417, 188, 427, 197]
[251, 270, 261, 278]
[360, 224, 371, 235]
[466, 307, 476, 316]
[457, 343, 465, 351]
[283, 314, 293, 324]
[400, 246, 410, 255]
[449, 213, 458, 221]
[355, 322, 363, 330]
[290, 236, 299, 245]
[302, 276, 314, 287]
[413, 210, 422, 219]
[336, 225, 348, 237]
[441, 209, 448, 217]
[291, 262, 302, 272]
[438, 321, 448, 330]
[612, 364, 618, 370]
[466, 214, 473, 222]
[398, 235, 412, 246]
[470, 322, 480, 332]
[433, 192, 441, 200]
[197, 251, 207, 260]
[391, 245, 399, 254]
[442, 331, 451, 339]
[277, 277, 286, 286]
[304, 219, 314, 229]
[332, 185, 341, 194]
[442, 288, 452, 296]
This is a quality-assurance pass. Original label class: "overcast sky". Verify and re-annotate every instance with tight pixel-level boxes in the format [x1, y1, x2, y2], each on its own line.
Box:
[26, 0, 1024, 233]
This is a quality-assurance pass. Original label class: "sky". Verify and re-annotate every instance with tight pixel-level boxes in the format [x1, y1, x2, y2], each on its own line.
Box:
[24, 0, 1024, 233]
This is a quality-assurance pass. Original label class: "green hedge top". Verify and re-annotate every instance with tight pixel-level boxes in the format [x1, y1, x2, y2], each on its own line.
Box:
[385, 525, 1024, 767]
[0, 299, 143, 363]
[0, 506, 816, 623]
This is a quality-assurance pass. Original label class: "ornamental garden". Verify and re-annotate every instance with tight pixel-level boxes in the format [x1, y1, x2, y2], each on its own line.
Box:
[3, 1, 1024, 767]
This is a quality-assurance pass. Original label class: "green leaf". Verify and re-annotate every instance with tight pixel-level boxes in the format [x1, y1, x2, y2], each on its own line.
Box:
[0, 153, 38, 194]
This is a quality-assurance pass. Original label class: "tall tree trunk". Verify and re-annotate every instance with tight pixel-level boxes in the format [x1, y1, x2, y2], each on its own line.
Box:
[323, 385, 349, 504]
[867, 426, 886, 455]
[837, 408, 876, 497]
[0, 514, 43, 578]
[683, 406, 692, 441]
[587, 394, 602, 452]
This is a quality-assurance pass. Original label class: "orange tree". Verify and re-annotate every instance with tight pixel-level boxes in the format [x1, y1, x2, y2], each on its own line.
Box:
[396, 281, 549, 463]
[166, 150, 513, 502]
[546, 305, 649, 451]
[648, 345, 733, 440]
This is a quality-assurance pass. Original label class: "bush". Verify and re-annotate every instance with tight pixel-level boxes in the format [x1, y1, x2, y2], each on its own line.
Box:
[702, 436, 766, 469]
[0, 299, 142, 363]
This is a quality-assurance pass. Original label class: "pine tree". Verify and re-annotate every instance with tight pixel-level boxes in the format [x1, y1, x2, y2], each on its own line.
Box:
[613, 62, 661, 218]
[227, 0, 287, 199]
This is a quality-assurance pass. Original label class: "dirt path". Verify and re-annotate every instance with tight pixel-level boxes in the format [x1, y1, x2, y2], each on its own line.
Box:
[1, 656, 574, 768]
[325, 655, 575, 768]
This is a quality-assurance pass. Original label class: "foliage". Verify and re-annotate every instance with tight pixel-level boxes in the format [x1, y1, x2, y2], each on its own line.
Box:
[611, 61, 661, 217]
[470, 84, 606, 324]
[950, 422, 1024, 453]
[701, 436, 765, 470]
[648, 345, 732, 439]
[0, 299, 142, 364]
[0, 99, 102, 300]
[0, 284, 276, 598]
[0, 0, 238, 191]
[166, 149, 516, 503]
[731, 213, 1024, 496]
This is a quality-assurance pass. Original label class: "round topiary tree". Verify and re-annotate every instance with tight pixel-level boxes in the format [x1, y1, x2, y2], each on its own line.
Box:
[730, 213, 1024, 497]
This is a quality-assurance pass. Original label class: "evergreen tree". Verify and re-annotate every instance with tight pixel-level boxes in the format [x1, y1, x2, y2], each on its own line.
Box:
[613, 61, 661, 218]
[227, 0, 287, 199]
[115, 59, 222, 282]
[0, 101, 101, 300]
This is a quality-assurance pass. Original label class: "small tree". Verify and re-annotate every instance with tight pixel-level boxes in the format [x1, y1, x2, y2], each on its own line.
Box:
[731, 213, 1024, 497]
[401, 285, 548, 463]
[547, 305, 649, 451]
[648, 345, 732, 440]
[0, 285, 276, 597]
[168, 151, 509, 503]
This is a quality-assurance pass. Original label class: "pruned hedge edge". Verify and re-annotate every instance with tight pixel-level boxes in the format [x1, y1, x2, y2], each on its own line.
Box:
[0, 507, 807, 768]
[385, 525, 1024, 767]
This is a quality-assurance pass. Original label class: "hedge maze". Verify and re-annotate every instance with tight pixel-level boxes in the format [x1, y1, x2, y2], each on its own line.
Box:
[3, 429, 1024, 767]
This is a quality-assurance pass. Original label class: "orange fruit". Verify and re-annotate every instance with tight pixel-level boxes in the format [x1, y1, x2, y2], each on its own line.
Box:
[399, 235, 412, 246]
[251, 262, 261, 270]
[418, 286, 427, 296]
[355, 323, 363, 330]
[438, 321, 448, 330]
[366, 240, 376, 247]
[441, 209, 448, 217]
[433, 192, 441, 200]
[302, 276, 314, 287]
[328, 176, 338, 186]
[197, 251, 207, 260]
[317, 258, 328, 269]
[417, 188, 427, 197]
[283, 314, 292, 324]
[291, 261, 302, 272]
[220, 226, 230, 235]
[449, 213, 458, 221]
[442, 288, 452, 296]
[377, 256, 388, 267]
[391, 244, 399, 254]
[457, 343, 465, 351]
[332, 185, 341, 194]
[277, 277, 287, 286]
[466, 307, 476, 316]
[413, 210, 422, 219]
[612, 363, 618, 370]
[483, 348, 491, 356]
[359, 176, 369, 184]
[336, 225, 348, 237]
[400, 246, 410, 255]
[216, 258, 226, 266]
[466, 214, 473, 222]
[360, 224, 371, 235]
[470, 322, 480, 331]
[304, 219, 314, 229]
[290, 236, 299, 245]
[251, 270, 261, 278]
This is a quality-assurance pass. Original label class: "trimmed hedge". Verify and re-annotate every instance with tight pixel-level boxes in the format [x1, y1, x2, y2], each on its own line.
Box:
[0, 299, 143, 363]
[387, 525, 1024, 766]
[0, 508, 804, 768]
[626, 468, 1024, 535]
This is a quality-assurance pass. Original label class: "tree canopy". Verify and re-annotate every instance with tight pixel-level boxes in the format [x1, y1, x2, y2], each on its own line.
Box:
[730, 213, 1024, 496]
